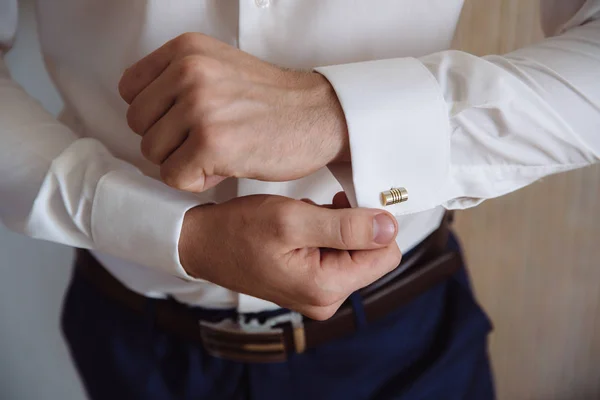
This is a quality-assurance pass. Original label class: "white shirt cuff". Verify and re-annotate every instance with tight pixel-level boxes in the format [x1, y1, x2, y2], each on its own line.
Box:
[315, 58, 451, 215]
[91, 169, 202, 280]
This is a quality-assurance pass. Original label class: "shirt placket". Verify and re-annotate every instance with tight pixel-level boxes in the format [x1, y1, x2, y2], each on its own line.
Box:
[236, 0, 282, 314]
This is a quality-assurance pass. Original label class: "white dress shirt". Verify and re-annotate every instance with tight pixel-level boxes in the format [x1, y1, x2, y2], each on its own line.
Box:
[0, 0, 598, 312]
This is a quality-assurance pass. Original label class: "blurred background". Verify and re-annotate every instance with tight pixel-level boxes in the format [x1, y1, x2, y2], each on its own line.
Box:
[1, 1, 599, 399]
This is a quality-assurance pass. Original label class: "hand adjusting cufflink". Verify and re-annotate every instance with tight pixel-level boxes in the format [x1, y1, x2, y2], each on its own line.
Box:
[380, 187, 408, 206]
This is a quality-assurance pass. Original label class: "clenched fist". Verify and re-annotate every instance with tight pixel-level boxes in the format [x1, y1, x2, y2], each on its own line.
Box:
[119, 33, 349, 192]
[179, 193, 401, 321]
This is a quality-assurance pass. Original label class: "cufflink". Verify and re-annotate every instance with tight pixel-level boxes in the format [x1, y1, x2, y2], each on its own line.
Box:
[380, 187, 408, 206]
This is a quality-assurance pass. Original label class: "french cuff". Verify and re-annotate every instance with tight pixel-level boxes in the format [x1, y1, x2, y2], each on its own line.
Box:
[315, 58, 451, 215]
[91, 169, 203, 281]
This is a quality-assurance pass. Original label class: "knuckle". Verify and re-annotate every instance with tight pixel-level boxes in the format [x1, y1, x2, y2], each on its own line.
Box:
[176, 55, 220, 84]
[176, 56, 205, 82]
[118, 78, 131, 103]
[178, 32, 197, 43]
[337, 214, 358, 248]
[172, 32, 203, 52]
[198, 57, 221, 77]
[119, 68, 139, 104]
[179, 88, 203, 113]
[271, 203, 301, 241]
[125, 104, 143, 134]
[140, 136, 160, 164]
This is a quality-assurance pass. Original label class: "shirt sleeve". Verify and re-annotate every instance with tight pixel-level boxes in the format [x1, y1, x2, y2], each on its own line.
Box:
[315, 0, 600, 214]
[0, 0, 202, 280]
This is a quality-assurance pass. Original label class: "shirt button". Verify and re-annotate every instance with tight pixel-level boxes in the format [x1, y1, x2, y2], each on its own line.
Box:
[255, 0, 270, 8]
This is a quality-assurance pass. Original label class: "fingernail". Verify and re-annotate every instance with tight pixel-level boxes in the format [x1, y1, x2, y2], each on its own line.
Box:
[373, 213, 396, 244]
[181, 175, 205, 192]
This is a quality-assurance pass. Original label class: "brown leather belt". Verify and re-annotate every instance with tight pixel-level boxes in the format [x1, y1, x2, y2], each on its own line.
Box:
[75, 212, 461, 363]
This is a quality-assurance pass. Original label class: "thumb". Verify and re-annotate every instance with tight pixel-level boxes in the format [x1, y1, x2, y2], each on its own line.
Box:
[181, 174, 228, 193]
[301, 205, 398, 250]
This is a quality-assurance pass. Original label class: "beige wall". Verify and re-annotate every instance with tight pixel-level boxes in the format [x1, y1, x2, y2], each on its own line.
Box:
[453, 1, 600, 399]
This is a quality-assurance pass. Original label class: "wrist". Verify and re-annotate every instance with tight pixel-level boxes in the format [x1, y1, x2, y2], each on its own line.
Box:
[299, 72, 351, 163]
[322, 77, 351, 163]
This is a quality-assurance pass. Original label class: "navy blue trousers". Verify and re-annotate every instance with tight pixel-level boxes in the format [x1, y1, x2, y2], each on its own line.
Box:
[61, 234, 495, 400]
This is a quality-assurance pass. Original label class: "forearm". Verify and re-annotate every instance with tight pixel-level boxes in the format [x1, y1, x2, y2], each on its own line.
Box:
[0, 56, 202, 278]
[317, 1, 600, 214]
[424, 13, 600, 209]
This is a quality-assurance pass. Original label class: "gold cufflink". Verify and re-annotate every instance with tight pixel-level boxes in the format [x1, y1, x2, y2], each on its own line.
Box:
[380, 187, 408, 206]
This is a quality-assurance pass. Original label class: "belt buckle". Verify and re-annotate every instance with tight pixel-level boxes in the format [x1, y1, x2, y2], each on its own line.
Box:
[199, 312, 305, 363]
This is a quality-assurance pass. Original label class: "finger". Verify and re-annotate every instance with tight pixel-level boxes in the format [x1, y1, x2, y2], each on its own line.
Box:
[298, 205, 398, 250]
[160, 137, 227, 192]
[332, 191, 351, 209]
[126, 62, 191, 136]
[294, 298, 346, 321]
[319, 243, 402, 293]
[119, 43, 174, 104]
[300, 198, 336, 209]
[139, 102, 190, 165]
[190, 174, 229, 193]
[119, 34, 199, 104]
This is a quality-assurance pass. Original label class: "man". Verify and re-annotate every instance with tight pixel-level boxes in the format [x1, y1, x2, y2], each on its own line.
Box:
[0, 0, 598, 398]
